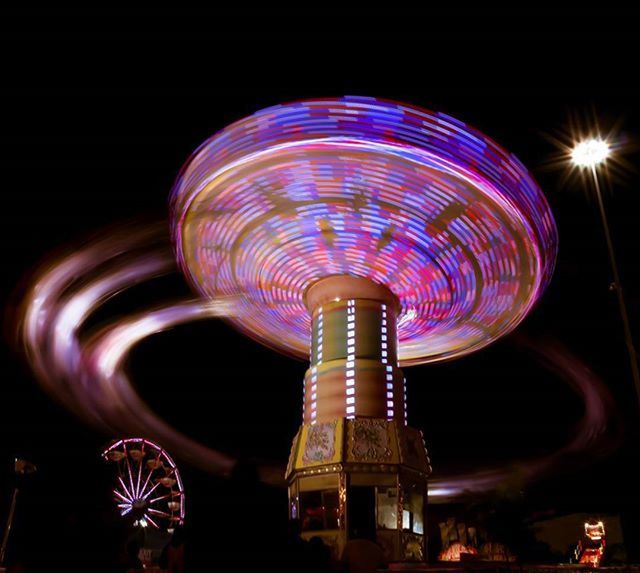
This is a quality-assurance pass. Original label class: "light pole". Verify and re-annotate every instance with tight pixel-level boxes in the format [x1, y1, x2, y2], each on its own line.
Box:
[0, 459, 36, 568]
[571, 138, 640, 406]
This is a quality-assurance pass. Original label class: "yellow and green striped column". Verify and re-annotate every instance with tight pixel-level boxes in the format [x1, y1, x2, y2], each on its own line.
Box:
[302, 275, 407, 425]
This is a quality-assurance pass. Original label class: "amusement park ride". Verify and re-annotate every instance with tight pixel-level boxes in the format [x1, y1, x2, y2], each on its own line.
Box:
[169, 97, 558, 561]
[8, 96, 559, 564]
[102, 438, 185, 533]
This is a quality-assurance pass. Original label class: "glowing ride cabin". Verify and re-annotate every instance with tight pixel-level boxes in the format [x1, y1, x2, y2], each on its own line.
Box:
[170, 97, 558, 562]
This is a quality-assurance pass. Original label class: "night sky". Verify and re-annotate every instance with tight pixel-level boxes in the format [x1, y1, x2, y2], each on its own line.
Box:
[1, 88, 639, 564]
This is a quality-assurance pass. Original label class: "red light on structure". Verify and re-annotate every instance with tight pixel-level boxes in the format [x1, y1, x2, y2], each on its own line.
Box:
[439, 543, 478, 562]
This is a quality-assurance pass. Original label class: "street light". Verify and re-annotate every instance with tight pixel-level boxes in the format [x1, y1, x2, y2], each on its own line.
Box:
[571, 138, 640, 406]
[0, 459, 37, 567]
[571, 138, 610, 168]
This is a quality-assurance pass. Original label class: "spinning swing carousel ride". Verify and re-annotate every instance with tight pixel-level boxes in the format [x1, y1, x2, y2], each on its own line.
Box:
[168, 97, 557, 560]
[16, 96, 566, 562]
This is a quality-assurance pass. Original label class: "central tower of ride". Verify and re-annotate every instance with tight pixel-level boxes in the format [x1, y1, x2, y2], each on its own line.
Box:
[304, 276, 403, 425]
[287, 275, 431, 560]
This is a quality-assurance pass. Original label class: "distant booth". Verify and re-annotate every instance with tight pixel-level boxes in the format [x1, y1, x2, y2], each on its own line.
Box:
[286, 417, 430, 562]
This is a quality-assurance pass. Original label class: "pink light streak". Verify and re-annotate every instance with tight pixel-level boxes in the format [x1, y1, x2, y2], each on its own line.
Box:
[17, 225, 237, 478]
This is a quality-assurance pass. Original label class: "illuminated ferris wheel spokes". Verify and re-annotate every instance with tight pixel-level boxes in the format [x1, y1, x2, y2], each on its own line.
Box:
[103, 438, 185, 532]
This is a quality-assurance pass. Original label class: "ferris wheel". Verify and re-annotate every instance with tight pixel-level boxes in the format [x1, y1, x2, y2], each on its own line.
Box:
[102, 438, 185, 533]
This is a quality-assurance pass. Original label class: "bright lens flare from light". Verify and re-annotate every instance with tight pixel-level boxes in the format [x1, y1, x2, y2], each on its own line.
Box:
[571, 139, 610, 168]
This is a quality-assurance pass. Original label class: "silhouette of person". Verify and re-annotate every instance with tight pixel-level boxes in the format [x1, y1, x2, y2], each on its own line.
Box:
[341, 528, 386, 573]
[307, 536, 333, 572]
[123, 539, 143, 573]
[159, 526, 185, 573]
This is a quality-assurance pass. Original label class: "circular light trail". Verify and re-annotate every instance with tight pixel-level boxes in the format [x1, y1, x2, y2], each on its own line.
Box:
[172, 97, 557, 364]
[15, 226, 617, 499]
[16, 225, 238, 477]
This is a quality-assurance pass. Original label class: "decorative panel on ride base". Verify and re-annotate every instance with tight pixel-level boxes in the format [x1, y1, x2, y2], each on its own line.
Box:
[286, 417, 430, 563]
